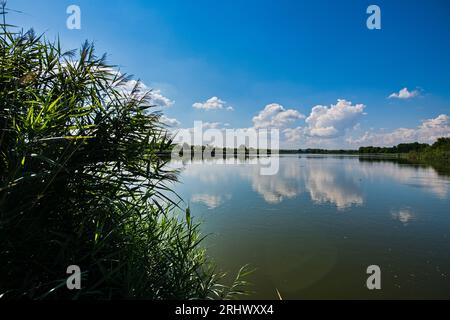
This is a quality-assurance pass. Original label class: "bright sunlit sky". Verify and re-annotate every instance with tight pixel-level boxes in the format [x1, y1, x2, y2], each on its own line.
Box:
[6, 0, 450, 148]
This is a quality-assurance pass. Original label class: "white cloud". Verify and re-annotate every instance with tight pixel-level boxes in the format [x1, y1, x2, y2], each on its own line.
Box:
[283, 127, 303, 142]
[171, 122, 277, 149]
[102, 67, 174, 108]
[279, 100, 366, 147]
[239, 159, 303, 204]
[420, 114, 449, 129]
[202, 122, 223, 129]
[388, 88, 420, 99]
[175, 99, 365, 148]
[149, 89, 174, 107]
[391, 208, 415, 225]
[174, 122, 223, 131]
[238, 155, 363, 209]
[191, 193, 231, 209]
[348, 114, 450, 146]
[252, 103, 305, 129]
[160, 115, 180, 127]
[192, 96, 232, 111]
[116, 79, 143, 98]
[117, 79, 174, 107]
[356, 161, 448, 199]
[305, 165, 363, 210]
[304, 99, 365, 138]
[171, 121, 226, 146]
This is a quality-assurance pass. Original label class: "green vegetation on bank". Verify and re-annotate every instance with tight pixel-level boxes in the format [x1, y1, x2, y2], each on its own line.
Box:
[358, 142, 429, 154]
[295, 140, 448, 158]
[402, 138, 450, 162]
[358, 138, 450, 163]
[0, 10, 249, 299]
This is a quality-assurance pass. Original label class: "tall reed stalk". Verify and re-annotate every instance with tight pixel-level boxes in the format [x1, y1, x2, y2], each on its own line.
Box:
[0, 5, 250, 299]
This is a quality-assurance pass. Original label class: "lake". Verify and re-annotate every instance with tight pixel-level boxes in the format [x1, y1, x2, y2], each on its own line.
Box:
[171, 155, 450, 299]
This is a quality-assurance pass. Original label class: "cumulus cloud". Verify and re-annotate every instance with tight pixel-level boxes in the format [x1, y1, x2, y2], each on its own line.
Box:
[391, 208, 415, 225]
[171, 121, 226, 146]
[238, 155, 363, 209]
[149, 89, 174, 107]
[160, 115, 180, 127]
[192, 96, 233, 111]
[278, 100, 366, 147]
[117, 79, 174, 107]
[348, 114, 450, 146]
[388, 88, 420, 99]
[305, 166, 363, 210]
[171, 122, 277, 149]
[201, 122, 223, 129]
[103, 67, 173, 108]
[420, 114, 449, 129]
[283, 127, 304, 142]
[238, 159, 303, 204]
[252, 103, 305, 129]
[176, 99, 366, 148]
[356, 161, 448, 199]
[116, 79, 144, 94]
[301, 99, 365, 139]
[191, 194, 228, 209]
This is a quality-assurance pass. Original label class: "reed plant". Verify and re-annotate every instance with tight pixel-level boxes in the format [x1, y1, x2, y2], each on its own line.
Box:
[0, 5, 250, 299]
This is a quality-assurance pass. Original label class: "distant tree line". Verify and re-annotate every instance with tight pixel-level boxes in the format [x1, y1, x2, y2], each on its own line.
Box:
[358, 142, 429, 154]
[175, 137, 450, 162]
[293, 138, 450, 159]
[295, 149, 359, 154]
[403, 137, 450, 162]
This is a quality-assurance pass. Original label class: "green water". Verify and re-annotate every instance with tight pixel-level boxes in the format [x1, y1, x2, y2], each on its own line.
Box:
[172, 155, 450, 299]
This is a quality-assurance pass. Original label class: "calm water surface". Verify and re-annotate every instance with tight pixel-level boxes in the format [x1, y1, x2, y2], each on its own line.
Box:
[171, 155, 450, 299]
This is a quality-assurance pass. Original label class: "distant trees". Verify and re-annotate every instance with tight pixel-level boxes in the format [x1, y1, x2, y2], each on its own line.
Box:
[432, 137, 450, 150]
[296, 149, 358, 154]
[407, 137, 450, 162]
[177, 138, 450, 160]
[358, 138, 450, 162]
[398, 142, 429, 153]
[359, 142, 429, 154]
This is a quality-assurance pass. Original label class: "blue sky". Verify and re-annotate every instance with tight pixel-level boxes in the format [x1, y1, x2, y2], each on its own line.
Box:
[7, 0, 450, 148]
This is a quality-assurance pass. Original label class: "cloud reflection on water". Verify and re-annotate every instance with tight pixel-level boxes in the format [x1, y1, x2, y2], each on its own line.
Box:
[173, 156, 449, 210]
